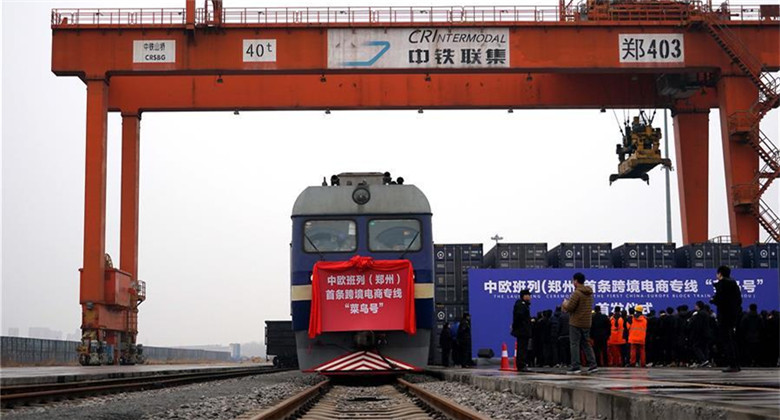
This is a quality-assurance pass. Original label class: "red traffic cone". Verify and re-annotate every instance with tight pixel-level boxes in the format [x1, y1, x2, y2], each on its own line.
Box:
[499, 342, 513, 371]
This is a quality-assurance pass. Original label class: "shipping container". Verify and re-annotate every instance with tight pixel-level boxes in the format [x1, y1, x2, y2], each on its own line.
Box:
[675, 242, 743, 269]
[612, 243, 676, 268]
[264, 320, 298, 367]
[742, 243, 780, 268]
[434, 244, 483, 271]
[547, 243, 612, 268]
[434, 303, 469, 324]
[715, 243, 743, 268]
[434, 286, 459, 304]
[434, 244, 483, 306]
[483, 243, 548, 268]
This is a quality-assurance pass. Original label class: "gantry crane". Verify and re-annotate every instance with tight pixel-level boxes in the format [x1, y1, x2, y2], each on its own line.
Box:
[50, 0, 779, 363]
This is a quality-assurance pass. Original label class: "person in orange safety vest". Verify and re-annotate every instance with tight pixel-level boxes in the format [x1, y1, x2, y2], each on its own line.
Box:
[607, 306, 625, 367]
[628, 305, 648, 367]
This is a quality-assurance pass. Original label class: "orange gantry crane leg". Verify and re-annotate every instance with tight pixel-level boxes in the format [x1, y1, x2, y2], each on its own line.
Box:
[673, 108, 710, 245]
[120, 112, 142, 357]
[120, 113, 140, 281]
[82, 79, 108, 310]
[78, 81, 145, 365]
[717, 76, 761, 243]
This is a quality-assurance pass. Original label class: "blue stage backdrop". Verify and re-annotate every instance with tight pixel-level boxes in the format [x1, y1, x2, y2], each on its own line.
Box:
[468, 268, 780, 359]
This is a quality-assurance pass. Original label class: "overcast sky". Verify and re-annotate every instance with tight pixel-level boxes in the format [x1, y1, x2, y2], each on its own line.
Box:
[2, 0, 778, 347]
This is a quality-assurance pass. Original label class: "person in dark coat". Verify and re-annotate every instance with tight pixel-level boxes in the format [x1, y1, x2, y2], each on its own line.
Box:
[759, 310, 771, 366]
[532, 312, 546, 367]
[439, 322, 453, 367]
[528, 313, 540, 366]
[646, 310, 659, 366]
[766, 311, 780, 367]
[710, 265, 743, 372]
[688, 301, 712, 367]
[542, 310, 554, 367]
[590, 305, 611, 367]
[511, 289, 532, 372]
[621, 309, 631, 366]
[557, 310, 571, 367]
[449, 321, 460, 366]
[658, 307, 675, 366]
[674, 305, 691, 366]
[739, 304, 763, 367]
[549, 307, 562, 366]
[457, 313, 474, 367]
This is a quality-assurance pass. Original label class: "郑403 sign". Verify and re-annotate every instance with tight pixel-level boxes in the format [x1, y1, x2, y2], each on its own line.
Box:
[619, 34, 684, 64]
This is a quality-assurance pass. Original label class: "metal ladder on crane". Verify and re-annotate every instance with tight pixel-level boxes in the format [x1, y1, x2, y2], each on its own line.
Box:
[702, 12, 780, 242]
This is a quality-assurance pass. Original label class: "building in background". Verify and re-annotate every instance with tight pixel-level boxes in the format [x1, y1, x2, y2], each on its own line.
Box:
[28, 327, 62, 340]
[229, 343, 241, 360]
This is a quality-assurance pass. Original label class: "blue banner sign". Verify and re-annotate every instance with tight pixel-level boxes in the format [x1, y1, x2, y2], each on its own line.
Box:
[468, 268, 779, 359]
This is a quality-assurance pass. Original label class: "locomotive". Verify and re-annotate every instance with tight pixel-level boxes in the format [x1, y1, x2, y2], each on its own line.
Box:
[290, 172, 433, 374]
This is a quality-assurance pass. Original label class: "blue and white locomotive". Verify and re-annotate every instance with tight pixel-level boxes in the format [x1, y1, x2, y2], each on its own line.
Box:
[290, 172, 433, 374]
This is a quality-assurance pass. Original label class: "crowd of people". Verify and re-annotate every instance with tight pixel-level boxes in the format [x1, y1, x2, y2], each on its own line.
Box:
[439, 266, 780, 372]
[439, 313, 474, 368]
[514, 301, 780, 370]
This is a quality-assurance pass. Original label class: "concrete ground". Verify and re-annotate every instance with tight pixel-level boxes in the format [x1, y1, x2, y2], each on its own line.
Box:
[0, 363, 269, 386]
[428, 365, 780, 420]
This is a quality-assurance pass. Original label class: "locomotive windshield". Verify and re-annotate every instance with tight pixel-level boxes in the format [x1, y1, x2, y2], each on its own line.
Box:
[304, 220, 356, 253]
[368, 219, 421, 252]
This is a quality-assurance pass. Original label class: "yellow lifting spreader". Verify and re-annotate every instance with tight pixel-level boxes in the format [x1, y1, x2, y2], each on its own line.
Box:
[610, 111, 672, 185]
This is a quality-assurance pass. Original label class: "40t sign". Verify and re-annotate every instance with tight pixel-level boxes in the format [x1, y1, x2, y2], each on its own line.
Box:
[243, 39, 277, 62]
[619, 34, 684, 64]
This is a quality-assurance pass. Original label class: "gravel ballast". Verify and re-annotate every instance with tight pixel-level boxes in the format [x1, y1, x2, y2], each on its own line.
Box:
[2, 371, 322, 420]
[418, 380, 605, 420]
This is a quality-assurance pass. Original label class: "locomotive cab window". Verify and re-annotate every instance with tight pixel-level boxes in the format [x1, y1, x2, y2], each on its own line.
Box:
[304, 220, 356, 253]
[369, 219, 421, 252]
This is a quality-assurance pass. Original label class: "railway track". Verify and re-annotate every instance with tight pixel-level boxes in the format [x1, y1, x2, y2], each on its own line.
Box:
[0, 366, 286, 408]
[245, 377, 490, 420]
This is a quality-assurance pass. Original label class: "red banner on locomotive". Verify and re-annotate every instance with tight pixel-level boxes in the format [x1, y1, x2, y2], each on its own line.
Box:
[309, 255, 416, 338]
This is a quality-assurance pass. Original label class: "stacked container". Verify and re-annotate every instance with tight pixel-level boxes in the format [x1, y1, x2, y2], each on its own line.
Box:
[675, 242, 742, 268]
[434, 244, 482, 308]
[265, 320, 298, 368]
[430, 243, 482, 365]
[612, 243, 676, 268]
[483, 243, 548, 268]
[742, 243, 780, 268]
[547, 243, 612, 268]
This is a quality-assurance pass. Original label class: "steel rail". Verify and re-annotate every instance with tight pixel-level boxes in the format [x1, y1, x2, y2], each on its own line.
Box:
[247, 377, 490, 420]
[397, 378, 491, 420]
[246, 379, 329, 420]
[1, 366, 285, 408]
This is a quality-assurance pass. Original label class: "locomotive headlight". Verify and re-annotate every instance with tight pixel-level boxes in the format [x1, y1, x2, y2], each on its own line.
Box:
[352, 187, 370, 205]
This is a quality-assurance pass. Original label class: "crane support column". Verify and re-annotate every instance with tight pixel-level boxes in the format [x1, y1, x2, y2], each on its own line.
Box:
[717, 76, 760, 245]
[81, 79, 109, 307]
[79, 79, 111, 364]
[673, 109, 710, 244]
[120, 113, 140, 279]
[118, 112, 144, 365]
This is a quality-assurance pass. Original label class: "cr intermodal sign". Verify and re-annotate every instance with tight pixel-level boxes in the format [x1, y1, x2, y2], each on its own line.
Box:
[468, 268, 780, 359]
[327, 28, 510, 69]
